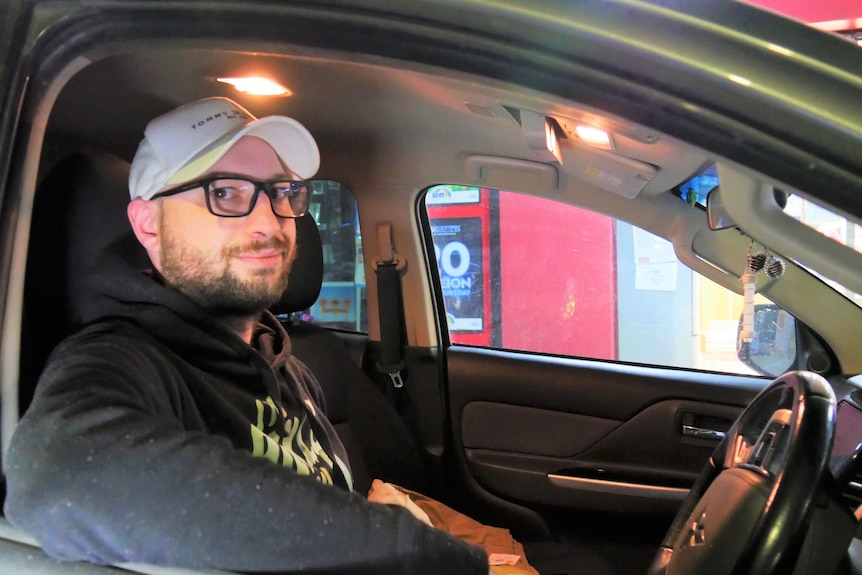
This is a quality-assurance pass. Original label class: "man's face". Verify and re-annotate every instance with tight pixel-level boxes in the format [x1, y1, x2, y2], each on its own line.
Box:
[154, 136, 298, 316]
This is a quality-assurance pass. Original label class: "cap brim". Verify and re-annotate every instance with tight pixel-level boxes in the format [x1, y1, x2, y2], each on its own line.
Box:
[166, 116, 321, 186]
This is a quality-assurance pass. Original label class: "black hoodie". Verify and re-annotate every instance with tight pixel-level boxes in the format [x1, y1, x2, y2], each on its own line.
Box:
[4, 251, 488, 574]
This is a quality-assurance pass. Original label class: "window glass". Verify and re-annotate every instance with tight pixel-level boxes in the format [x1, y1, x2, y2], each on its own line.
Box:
[425, 186, 793, 375]
[782, 193, 862, 308]
[305, 180, 367, 332]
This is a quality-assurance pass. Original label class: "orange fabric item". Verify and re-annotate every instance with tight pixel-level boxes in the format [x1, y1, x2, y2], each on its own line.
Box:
[370, 481, 539, 575]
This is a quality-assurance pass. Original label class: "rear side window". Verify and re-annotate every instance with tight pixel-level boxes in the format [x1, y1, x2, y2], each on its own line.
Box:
[306, 180, 367, 332]
[424, 185, 794, 376]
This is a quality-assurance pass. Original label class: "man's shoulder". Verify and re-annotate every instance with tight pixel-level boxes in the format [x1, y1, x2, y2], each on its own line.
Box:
[39, 317, 188, 398]
[52, 317, 163, 362]
[68, 316, 151, 343]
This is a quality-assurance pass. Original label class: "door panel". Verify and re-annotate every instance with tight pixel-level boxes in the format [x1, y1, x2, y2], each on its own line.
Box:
[445, 346, 767, 524]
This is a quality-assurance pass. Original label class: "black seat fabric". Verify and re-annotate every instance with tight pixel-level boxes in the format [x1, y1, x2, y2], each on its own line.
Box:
[271, 221, 430, 497]
[21, 152, 146, 413]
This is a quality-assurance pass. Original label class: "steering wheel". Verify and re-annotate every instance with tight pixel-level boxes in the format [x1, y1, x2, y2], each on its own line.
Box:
[649, 371, 835, 575]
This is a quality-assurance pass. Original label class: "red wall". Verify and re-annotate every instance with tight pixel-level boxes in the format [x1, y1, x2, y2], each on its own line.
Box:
[497, 192, 617, 359]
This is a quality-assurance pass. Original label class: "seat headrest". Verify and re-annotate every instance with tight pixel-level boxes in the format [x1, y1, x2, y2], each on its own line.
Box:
[271, 213, 324, 315]
[28, 152, 144, 326]
[22, 151, 143, 412]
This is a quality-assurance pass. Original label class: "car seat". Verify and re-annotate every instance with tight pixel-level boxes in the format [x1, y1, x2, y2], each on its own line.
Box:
[20, 151, 145, 414]
[20, 150, 428, 497]
[268, 217, 430, 496]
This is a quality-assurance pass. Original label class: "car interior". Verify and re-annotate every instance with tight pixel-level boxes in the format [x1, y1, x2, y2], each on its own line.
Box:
[3, 2, 862, 574]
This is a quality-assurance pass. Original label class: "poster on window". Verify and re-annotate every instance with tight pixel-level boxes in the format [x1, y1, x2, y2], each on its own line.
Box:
[430, 217, 484, 332]
[632, 227, 678, 291]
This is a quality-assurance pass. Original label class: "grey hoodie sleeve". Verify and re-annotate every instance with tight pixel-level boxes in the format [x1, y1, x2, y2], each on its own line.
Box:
[4, 332, 488, 575]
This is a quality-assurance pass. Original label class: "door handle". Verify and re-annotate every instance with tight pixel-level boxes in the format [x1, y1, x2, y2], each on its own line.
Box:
[681, 425, 726, 440]
[680, 412, 732, 441]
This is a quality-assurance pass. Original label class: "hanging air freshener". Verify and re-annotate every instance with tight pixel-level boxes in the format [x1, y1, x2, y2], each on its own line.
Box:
[766, 256, 785, 279]
[746, 246, 786, 279]
[740, 243, 785, 342]
[740, 242, 760, 342]
[740, 270, 757, 342]
[747, 251, 768, 274]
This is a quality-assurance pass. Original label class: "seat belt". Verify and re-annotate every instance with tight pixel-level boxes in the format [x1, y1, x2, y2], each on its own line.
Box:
[374, 222, 407, 389]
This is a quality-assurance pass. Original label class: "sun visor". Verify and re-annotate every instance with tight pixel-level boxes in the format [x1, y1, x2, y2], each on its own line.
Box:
[567, 145, 657, 198]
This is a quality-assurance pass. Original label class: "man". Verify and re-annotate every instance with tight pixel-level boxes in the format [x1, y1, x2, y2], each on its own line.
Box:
[4, 97, 489, 574]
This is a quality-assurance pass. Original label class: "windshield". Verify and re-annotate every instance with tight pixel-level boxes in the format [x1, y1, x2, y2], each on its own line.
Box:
[783, 194, 862, 308]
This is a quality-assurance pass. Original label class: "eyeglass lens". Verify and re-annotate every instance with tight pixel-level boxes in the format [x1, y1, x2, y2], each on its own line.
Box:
[207, 178, 309, 218]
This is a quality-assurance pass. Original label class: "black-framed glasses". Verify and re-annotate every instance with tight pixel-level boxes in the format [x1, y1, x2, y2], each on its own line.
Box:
[151, 176, 310, 218]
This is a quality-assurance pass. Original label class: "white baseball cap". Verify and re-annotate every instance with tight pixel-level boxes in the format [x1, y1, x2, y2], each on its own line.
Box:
[128, 97, 320, 200]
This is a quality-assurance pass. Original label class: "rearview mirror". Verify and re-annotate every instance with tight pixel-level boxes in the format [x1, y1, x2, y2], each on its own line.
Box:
[737, 304, 797, 377]
[706, 185, 736, 230]
[707, 184, 790, 231]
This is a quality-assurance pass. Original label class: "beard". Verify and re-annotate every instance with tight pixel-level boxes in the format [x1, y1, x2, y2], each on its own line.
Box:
[158, 224, 297, 318]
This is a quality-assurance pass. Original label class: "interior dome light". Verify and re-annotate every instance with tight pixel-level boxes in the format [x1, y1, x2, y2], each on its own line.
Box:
[576, 125, 614, 151]
[216, 77, 292, 96]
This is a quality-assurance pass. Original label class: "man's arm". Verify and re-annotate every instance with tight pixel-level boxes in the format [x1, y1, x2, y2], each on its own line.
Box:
[4, 330, 488, 574]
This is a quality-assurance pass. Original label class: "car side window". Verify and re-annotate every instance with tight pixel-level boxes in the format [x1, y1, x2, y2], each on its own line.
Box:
[425, 185, 793, 376]
[306, 180, 367, 332]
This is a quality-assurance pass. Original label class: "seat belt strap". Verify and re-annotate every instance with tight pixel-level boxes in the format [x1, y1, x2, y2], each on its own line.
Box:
[374, 222, 406, 389]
